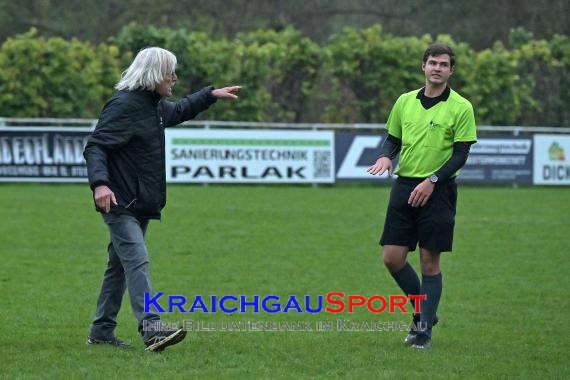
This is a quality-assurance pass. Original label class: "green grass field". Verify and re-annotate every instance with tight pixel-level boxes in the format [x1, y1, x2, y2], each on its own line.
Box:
[0, 184, 568, 379]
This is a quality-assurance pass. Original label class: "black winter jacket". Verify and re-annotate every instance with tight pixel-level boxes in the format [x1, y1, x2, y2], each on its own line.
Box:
[83, 86, 217, 219]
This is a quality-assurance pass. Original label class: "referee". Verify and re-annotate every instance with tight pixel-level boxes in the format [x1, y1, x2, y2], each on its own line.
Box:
[367, 43, 477, 349]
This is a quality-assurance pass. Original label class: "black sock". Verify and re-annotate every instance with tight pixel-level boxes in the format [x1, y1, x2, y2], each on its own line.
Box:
[390, 262, 421, 312]
[419, 272, 443, 337]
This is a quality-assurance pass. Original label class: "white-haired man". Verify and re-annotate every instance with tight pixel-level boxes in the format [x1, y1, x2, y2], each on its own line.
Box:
[83, 47, 240, 352]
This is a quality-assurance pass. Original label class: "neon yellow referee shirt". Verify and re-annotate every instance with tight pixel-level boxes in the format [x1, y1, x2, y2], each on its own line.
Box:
[386, 88, 477, 178]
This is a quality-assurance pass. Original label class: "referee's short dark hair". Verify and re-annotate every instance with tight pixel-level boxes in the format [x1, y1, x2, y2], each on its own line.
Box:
[423, 44, 455, 67]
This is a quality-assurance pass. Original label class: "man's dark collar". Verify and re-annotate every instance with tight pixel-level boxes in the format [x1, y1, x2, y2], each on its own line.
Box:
[416, 86, 451, 101]
[416, 86, 450, 109]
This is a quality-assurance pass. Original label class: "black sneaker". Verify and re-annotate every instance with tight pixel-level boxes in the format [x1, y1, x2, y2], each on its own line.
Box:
[86, 336, 132, 348]
[411, 332, 432, 349]
[144, 328, 187, 352]
[404, 314, 439, 346]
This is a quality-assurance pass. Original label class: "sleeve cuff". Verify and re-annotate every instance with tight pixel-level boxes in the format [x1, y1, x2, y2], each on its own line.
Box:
[204, 85, 218, 104]
[90, 180, 110, 191]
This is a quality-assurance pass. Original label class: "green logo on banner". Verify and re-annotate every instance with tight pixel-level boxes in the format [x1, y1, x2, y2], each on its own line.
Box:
[548, 142, 565, 161]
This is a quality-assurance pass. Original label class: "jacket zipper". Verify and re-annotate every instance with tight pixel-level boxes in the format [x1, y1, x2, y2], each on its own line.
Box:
[157, 111, 166, 216]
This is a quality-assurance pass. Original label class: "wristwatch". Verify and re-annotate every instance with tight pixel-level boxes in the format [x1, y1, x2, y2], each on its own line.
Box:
[429, 174, 439, 184]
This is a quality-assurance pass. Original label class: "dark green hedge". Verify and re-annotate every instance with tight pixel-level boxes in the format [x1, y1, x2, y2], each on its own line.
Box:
[1, 24, 568, 126]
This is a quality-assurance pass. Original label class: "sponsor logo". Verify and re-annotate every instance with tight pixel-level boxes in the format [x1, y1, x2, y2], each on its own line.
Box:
[171, 165, 306, 179]
[542, 141, 570, 181]
[166, 130, 335, 183]
[337, 135, 386, 179]
[548, 142, 565, 161]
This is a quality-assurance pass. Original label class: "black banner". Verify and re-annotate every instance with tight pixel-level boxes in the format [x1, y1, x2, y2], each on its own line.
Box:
[0, 129, 90, 181]
[460, 137, 533, 184]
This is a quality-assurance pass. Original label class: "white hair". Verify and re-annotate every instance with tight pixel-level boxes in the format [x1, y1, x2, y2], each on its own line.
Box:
[115, 47, 177, 91]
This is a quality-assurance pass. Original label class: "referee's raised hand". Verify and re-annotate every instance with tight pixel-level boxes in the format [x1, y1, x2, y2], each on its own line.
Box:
[367, 156, 394, 176]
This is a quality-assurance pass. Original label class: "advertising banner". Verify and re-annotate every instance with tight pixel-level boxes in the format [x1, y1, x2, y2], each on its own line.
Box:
[335, 132, 534, 184]
[533, 134, 570, 185]
[460, 137, 533, 184]
[334, 131, 391, 182]
[2, 127, 567, 186]
[0, 129, 89, 182]
[165, 129, 335, 183]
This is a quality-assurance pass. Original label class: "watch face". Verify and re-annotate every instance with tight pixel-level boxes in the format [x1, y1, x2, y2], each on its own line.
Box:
[430, 174, 438, 183]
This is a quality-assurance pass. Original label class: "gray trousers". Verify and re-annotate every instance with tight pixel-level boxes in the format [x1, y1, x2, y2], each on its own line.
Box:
[89, 212, 160, 341]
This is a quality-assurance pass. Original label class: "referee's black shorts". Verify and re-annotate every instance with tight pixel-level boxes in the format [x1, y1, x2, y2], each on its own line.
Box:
[380, 176, 458, 252]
